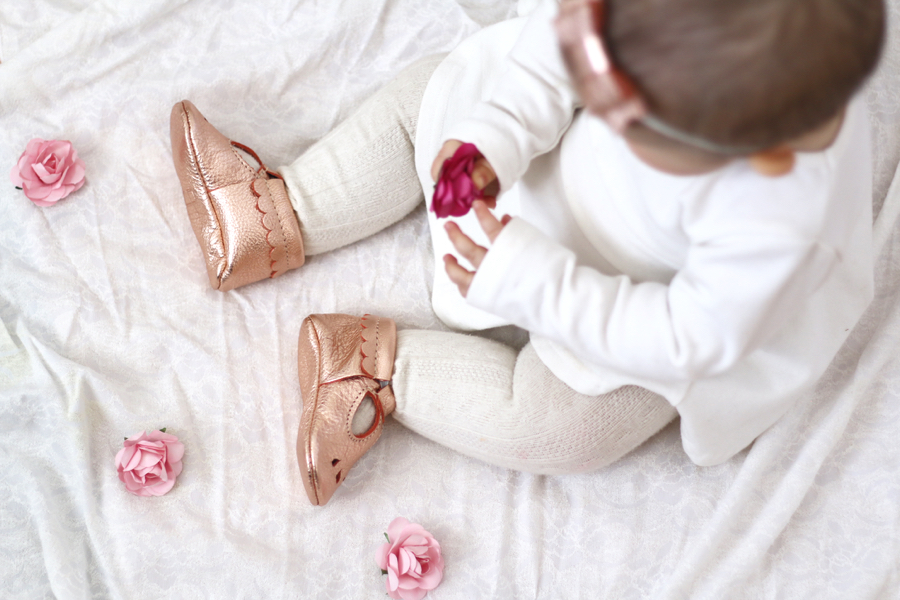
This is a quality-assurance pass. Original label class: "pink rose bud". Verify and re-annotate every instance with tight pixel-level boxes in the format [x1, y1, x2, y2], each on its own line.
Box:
[10, 138, 86, 207]
[115, 430, 184, 497]
[431, 142, 484, 219]
[375, 517, 444, 600]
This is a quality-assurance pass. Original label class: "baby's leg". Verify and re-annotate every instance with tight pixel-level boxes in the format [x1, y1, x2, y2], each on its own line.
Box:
[391, 330, 677, 474]
[279, 53, 446, 256]
[171, 53, 444, 291]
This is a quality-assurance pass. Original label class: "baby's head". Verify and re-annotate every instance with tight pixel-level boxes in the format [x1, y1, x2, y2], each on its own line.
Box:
[565, 0, 885, 169]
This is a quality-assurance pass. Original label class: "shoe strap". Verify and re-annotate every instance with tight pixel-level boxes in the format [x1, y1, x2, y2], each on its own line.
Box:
[231, 141, 283, 181]
[353, 384, 395, 440]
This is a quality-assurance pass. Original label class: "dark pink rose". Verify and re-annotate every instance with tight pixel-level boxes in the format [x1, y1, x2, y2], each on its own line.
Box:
[375, 518, 444, 600]
[10, 138, 86, 206]
[115, 430, 184, 497]
[431, 142, 484, 218]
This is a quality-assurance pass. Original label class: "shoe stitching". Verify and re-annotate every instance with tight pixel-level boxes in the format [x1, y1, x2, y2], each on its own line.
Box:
[232, 141, 291, 278]
[305, 317, 323, 505]
[374, 317, 380, 375]
[347, 386, 383, 441]
[270, 182, 293, 276]
[250, 180, 279, 279]
[230, 145, 257, 179]
[183, 103, 227, 288]
[360, 315, 370, 377]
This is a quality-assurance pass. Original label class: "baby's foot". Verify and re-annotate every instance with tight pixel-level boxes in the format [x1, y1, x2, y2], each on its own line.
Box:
[170, 100, 305, 291]
[297, 314, 397, 506]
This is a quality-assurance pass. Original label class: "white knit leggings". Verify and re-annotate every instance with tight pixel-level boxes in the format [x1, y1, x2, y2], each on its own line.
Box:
[278, 55, 677, 474]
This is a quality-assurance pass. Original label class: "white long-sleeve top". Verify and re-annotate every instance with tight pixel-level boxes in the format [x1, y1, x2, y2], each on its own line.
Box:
[413, 0, 874, 465]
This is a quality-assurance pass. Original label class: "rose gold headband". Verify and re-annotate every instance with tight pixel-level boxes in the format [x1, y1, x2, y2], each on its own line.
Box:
[555, 0, 646, 133]
[555, 0, 762, 155]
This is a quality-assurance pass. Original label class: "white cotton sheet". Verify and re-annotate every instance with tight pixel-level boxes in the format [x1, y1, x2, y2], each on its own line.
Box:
[0, 1, 898, 598]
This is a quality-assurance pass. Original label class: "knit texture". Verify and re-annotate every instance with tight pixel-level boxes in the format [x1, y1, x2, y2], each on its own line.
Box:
[279, 54, 445, 255]
[392, 330, 677, 474]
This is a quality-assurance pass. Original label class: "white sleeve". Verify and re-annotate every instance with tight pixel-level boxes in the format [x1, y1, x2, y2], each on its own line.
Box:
[466, 213, 838, 383]
[442, 0, 577, 193]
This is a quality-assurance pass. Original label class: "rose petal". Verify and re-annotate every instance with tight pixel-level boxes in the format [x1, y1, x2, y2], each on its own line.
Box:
[386, 588, 403, 600]
[44, 140, 70, 157]
[149, 463, 167, 481]
[146, 477, 176, 496]
[23, 182, 52, 200]
[117, 445, 137, 469]
[403, 534, 428, 547]
[447, 159, 467, 179]
[406, 554, 422, 578]
[386, 517, 412, 542]
[123, 447, 145, 471]
[136, 449, 163, 470]
[387, 555, 399, 591]
[63, 162, 85, 185]
[454, 176, 473, 199]
[32, 161, 61, 185]
[398, 547, 412, 575]
[165, 441, 185, 463]
[123, 474, 144, 491]
[375, 542, 391, 570]
[416, 564, 443, 590]
[397, 587, 427, 600]
[9, 162, 23, 186]
[395, 523, 428, 544]
[46, 187, 72, 204]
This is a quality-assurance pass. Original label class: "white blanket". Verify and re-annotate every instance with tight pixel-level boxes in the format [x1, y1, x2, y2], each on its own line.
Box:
[1, 1, 898, 598]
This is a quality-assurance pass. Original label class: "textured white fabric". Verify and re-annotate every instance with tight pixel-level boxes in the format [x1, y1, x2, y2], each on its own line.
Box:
[419, 1, 875, 466]
[392, 330, 676, 473]
[1, 1, 899, 599]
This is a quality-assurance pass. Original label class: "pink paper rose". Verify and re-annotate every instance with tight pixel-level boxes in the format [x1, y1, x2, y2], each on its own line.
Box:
[375, 517, 444, 600]
[115, 430, 184, 497]
[431, 142, 484, 219]
[10, 138, 86, 206]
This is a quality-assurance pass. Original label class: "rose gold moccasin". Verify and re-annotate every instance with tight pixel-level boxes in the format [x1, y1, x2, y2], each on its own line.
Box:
[170, 100, 305, 291]
[297, 314, 397, 506]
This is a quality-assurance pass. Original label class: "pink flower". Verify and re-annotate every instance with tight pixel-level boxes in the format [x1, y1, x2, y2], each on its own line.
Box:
[375, 518, 444, 600]
[10, 138, 86, 206]
[115, 430, 184, 497]
[431, 143, 484, 219]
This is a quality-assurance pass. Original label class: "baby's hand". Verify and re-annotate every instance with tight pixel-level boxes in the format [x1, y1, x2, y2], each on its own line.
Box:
[432, 140, 500, 205]
[444, 200, 512, 297]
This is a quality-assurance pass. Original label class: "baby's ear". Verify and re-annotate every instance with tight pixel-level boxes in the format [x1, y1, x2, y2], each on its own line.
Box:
[748, 147, 796, 177]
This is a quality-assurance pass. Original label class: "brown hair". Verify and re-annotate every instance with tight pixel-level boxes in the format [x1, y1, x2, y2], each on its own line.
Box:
[606, 0, 885, 148]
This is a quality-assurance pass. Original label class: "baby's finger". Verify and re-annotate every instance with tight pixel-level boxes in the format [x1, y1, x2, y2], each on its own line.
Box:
[444, 254, 474, 297]
[472, 200, 507, 244]
[444, 221, 488, 269]
[480, 196, 497, 209]
[472, 158, 498, 193]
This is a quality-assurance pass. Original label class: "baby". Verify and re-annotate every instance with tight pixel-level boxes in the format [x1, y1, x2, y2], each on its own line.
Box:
[169, 0, 884, 505]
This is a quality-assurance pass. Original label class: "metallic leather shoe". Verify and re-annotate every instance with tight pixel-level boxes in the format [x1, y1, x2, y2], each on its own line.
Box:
[297, 314, 397, 506]
[170, 100, 305, 291]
